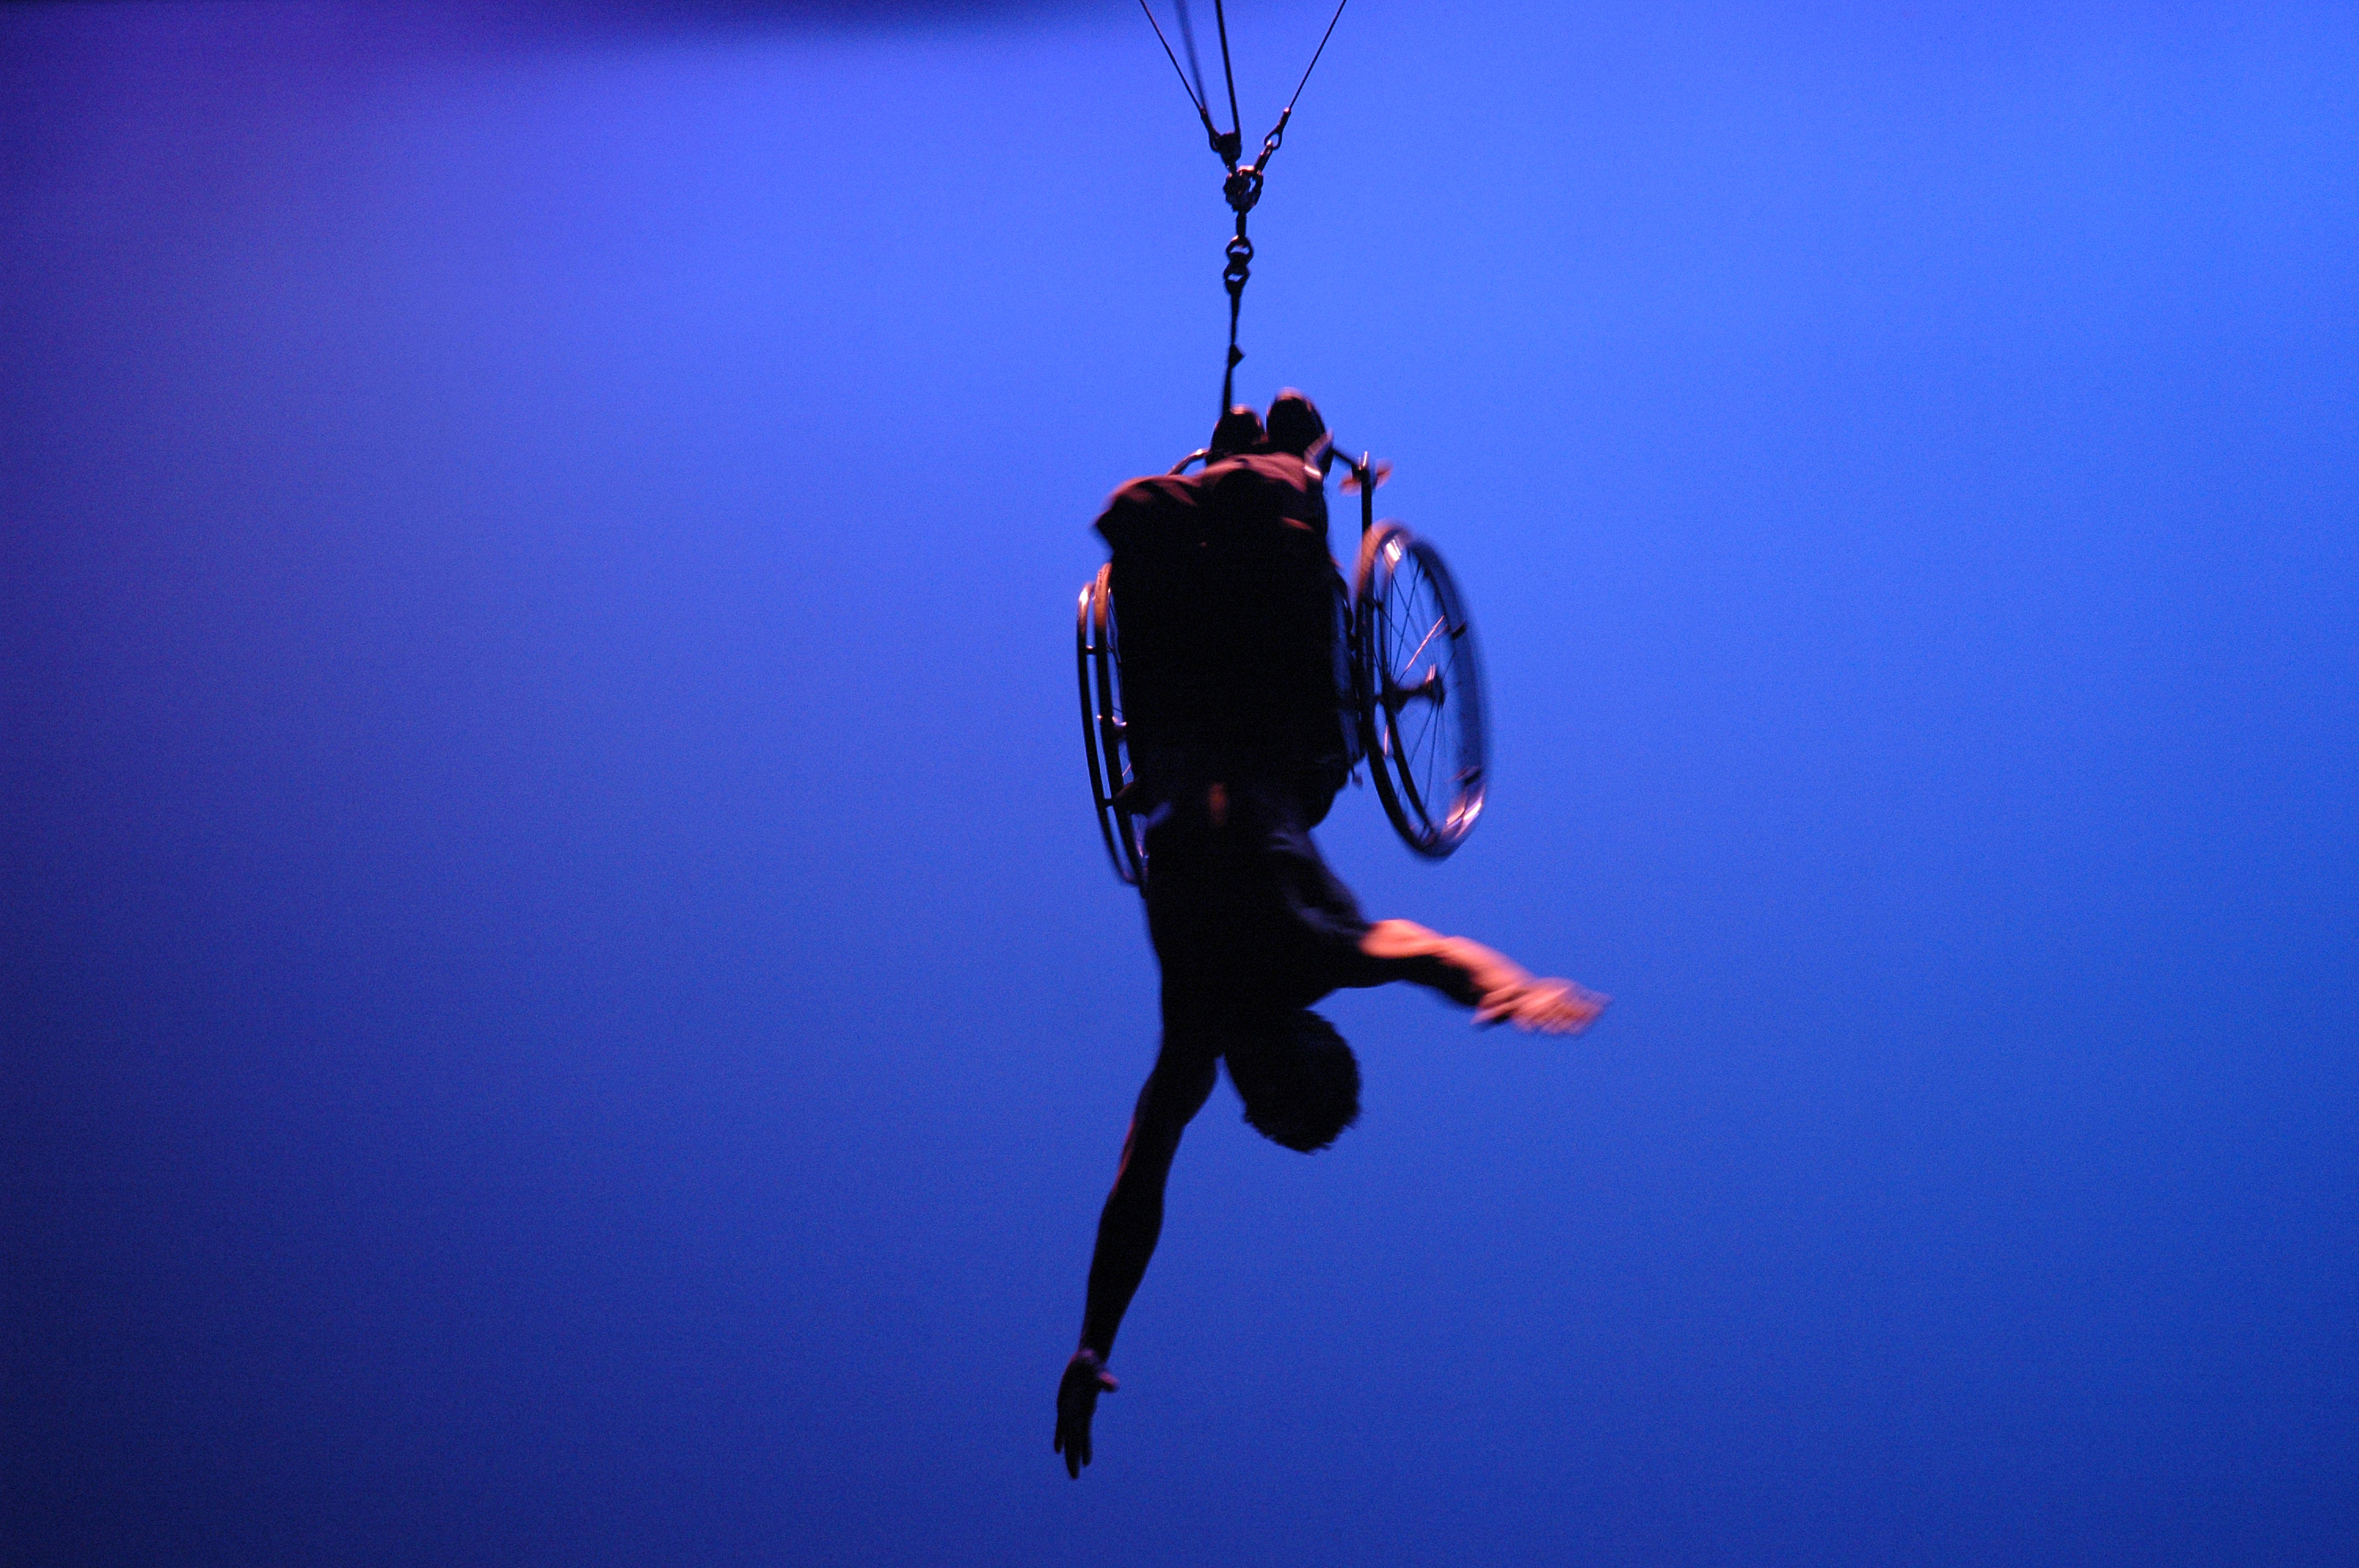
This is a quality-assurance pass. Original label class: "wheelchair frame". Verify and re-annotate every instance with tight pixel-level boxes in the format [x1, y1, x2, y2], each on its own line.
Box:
[1077, 442, 1487, 888]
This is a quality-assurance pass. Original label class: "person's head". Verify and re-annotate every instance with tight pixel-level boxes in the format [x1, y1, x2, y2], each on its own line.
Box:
[1224, 1010, 1361, 1153]
[1264, 388, 1329, 468]
[1209, 404, 1267, 459]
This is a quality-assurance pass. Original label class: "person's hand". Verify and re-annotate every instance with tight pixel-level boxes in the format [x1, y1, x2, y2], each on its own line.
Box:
[1054, 1350, 1118, 1478]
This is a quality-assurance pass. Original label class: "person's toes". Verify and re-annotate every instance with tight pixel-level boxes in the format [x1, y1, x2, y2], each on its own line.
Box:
[1521, 982, 1587, 1032]
[1474, 978, 1607, 1033]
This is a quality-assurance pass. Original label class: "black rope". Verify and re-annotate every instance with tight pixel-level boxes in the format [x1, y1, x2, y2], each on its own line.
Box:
[1211, 0, 1242, 165]
[1235, 0, 1350, 177]
[1132, 0, 1356, 419]
[1281, 0, 1350, 132]
[1172, 1, 1211, 131]
[1137, 1, 1216, 143]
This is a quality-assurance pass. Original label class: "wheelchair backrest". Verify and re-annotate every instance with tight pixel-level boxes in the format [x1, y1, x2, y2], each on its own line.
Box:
[1096, 453, 1344, 757]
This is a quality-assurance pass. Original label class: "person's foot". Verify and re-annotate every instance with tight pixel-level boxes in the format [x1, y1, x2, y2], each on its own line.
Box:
[1473, 976, 1609, 1034]
[1359, 920, 1610, 1034]
[1054, 1350, 1118, 1478]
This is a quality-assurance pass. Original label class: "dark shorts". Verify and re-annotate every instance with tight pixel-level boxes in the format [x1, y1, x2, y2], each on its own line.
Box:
[1140, 771, 1378, 1023]
[1136, 764, 1379, 1153]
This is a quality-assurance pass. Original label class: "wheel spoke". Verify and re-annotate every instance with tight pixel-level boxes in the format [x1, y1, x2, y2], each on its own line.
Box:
[1402, 612, 1448, 673]
[1394, 570, 1443, 829]
[1412, 705, 1442, 802]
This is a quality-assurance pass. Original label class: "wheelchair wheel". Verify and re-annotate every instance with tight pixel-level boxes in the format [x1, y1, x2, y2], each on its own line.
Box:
[1354, 523, 1488, 858]
[1076, 564, 1147, 887]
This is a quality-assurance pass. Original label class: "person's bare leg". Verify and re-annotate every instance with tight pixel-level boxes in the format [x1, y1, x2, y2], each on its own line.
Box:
[1358, 919, 1610, 1033]
[1056, 1039, 1219, 1477]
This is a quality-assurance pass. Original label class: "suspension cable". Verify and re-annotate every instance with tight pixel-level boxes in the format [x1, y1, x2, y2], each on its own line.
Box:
[1135, 0, 1354, 419]
[1173, 2, 1213, 136]
[1281, 0, 1349, 132]
[1137, 0, 1216, 145]
[1211, 0, 1242, 166]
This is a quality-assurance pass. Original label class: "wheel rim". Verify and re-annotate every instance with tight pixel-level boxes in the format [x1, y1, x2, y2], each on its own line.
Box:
[1076, 566, 1146, 887]
[1358, 528, 1486, 857]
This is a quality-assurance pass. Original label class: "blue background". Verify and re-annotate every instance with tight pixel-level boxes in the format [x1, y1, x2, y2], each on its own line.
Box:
[5, 2, 2354, 1563]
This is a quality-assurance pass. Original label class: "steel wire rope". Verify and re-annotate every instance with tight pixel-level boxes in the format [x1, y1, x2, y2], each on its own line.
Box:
[1138, 2, 1218, 145]
[1209, 0, 1242, 160]
[1134, 0, 1354, 413]
[1176, 2, 1214, 123]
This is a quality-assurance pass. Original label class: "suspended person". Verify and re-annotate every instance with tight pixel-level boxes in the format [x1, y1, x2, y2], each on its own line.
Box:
[1055, 390, 1610, 1478]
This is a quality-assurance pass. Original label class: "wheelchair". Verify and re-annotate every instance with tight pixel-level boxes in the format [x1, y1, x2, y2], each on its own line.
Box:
[1078, 441, 1488, 887]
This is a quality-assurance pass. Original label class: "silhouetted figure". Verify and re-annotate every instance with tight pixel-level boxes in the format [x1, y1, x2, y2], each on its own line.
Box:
[1056, 391, 1609, 1477]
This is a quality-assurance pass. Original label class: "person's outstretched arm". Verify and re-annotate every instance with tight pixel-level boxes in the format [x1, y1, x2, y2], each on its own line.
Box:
[1356, 919, 1611, 1033]
[1056, 1040, 1219, 1478]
